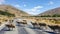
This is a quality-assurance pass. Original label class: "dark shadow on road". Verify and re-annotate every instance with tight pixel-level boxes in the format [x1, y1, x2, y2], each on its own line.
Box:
[2, 27, 13, 31]
[26, 27, 57, 34]
[45, 31, 59, 34]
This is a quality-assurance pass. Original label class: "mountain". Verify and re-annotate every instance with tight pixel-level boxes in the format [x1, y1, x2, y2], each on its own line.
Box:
[38, 7, 60, 17]
[0, 4, 30, 18]
[0, 4, 30, 22]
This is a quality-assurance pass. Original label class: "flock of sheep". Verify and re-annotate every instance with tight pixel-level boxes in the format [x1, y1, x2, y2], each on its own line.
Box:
[1, 19, 60, 34]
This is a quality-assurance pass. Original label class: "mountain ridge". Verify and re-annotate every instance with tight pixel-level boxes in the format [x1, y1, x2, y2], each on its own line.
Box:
[0, 4, 30, 17]
[38, 7, 60, 17]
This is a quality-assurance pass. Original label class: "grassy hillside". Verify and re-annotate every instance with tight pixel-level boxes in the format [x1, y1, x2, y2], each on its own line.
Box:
[38, 7, 60, 17]
[0, 4, 30, 23]
[0, 10, 15, 17]
[0, 4, 30, 17]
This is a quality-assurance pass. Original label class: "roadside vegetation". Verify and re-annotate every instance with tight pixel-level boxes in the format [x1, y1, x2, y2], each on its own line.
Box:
[40, 14, 60, 17]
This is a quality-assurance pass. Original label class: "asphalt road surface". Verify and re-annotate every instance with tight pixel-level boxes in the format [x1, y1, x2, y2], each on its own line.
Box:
[0, 19, 57, 34]
[0, 25, 50, 34]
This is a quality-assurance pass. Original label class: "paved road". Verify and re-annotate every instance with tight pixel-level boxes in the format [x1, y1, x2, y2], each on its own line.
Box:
[0, 19, 52, 34]
[0, 24, 50, 34]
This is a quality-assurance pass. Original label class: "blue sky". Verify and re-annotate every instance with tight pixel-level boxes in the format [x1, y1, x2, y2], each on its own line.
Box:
[0, 0, 60, 15]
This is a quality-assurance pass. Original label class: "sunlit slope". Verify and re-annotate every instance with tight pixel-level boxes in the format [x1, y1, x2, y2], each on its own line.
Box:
[38, 7, 60, 17]
[0, 5, 30, 17]
[0, 4, 30, 22]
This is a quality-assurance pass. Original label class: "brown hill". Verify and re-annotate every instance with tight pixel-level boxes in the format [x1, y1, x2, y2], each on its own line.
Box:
[38, 7, 60, 17]
[0, 4, 30, 18]
[0, 4, 30, 22]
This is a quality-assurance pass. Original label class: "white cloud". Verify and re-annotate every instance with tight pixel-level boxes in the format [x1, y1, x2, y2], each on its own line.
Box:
[30, 6, 43, 12]
[24, 6, 43, 15]
[48, 1, 54, 5]
[24, 6, 43, 12]
[14, 4, 21, 8]
[0, 0, 5, 4]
